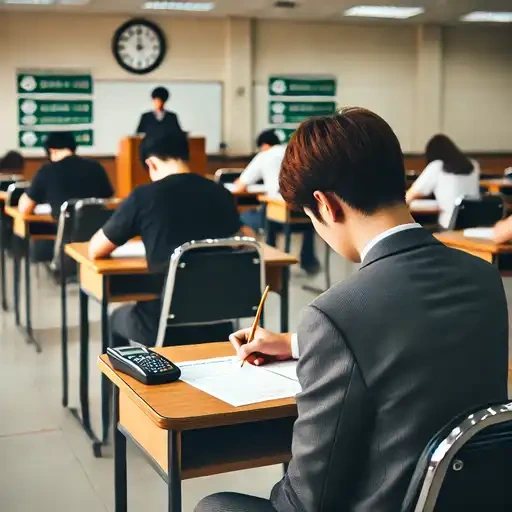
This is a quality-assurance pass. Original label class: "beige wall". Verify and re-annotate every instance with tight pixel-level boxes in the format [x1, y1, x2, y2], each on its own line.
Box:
[254, 20, 418, 151]
[2, 12, 512, 155]
[442, 26, 512, 152]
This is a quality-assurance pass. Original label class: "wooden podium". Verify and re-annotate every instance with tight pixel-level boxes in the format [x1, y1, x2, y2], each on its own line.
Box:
[116, 136, 207, 198]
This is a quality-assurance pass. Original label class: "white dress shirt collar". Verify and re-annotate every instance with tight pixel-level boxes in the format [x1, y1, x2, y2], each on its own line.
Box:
[360, 223, 422, 263]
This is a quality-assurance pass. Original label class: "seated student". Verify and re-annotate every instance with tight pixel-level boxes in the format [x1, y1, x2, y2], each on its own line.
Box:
[0, 150, 24, 173]
[136, 86, 183, 139]
[18, 131, 113, 262]
[233, 129, 320, 275]
[406, 134, 480, 229]
[196, 109, 508, 512]
[89, 133, 241, 348]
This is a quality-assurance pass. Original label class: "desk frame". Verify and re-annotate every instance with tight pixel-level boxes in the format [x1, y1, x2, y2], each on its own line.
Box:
[5, 206, 56, 353]
[99, 343, 296, 512]
[64, 243, 296, 458]
[260, 196, 331, 294]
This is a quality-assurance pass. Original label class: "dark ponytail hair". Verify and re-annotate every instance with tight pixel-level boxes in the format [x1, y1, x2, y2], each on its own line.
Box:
[425, 134, 473, 175]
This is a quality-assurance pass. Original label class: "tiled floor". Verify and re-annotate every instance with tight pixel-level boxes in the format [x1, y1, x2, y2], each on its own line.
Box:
[0, 236, 510, 512]
[0, 237, 356, 512]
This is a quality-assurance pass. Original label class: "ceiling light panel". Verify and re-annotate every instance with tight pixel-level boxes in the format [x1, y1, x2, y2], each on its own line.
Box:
[344, 5, 425, 19]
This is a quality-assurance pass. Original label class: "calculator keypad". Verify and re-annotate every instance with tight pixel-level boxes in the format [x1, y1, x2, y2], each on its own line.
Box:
[130, 354, 172, 374]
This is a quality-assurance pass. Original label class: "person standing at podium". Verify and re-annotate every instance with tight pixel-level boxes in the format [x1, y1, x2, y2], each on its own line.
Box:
[135, 86, 183, 139]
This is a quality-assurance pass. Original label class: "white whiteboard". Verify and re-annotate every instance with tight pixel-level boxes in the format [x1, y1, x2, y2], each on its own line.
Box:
[93, 80, 222, 154]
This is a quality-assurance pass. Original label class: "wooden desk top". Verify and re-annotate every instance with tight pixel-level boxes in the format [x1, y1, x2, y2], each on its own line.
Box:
[4, 205, 54, 224]
[99, 342, 297, 430]
[260, 195, 441, 216]
[65, 241, 297, 276]
[435, 231, 512, 254]
[480, 178, 512, 189]
[258, 195, 287, 207]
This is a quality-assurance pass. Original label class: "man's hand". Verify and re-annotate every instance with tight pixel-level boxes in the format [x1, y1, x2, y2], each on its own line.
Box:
[230, 327, 293, 366]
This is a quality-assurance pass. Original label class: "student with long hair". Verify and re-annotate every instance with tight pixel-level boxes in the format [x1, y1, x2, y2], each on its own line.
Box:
[406, 134, 480, 228]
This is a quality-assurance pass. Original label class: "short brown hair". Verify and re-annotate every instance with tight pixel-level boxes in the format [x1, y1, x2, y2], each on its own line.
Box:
[279, 107, 406, 218]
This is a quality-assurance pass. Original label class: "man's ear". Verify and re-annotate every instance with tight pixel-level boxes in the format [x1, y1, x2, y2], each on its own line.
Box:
[312, 191, 344, 222]
[146, 157, 157, 173]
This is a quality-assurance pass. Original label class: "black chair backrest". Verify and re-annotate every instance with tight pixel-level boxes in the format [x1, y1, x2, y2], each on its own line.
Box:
[447, 195, 504, 230]
[214, 168, 244, 184]
[155, 237, 264, 347]
[6, 181, 31, 206]
[51, 198, 118, 273]
[402, 402, 512, 512]
[0, 174, 24, 192]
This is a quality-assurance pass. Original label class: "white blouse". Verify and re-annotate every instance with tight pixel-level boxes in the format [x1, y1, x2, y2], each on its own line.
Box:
[410, 159, 480, 229]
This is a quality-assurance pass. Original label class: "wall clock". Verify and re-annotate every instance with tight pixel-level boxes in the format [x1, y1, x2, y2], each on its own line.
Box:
[112, 19, 166, 75]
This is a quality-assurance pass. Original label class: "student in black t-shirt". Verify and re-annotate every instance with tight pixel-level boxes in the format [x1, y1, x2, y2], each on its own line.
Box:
[135, 86, 183, 139]
[89, 133, 241, 348]
[19, 131, 114, 261]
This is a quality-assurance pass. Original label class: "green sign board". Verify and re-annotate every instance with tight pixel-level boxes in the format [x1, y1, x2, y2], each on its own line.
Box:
[17, 73, 93, 95]
[18, 99, 93, 126]
[19, 129, 94, 148]
[269, 101, 336, 124]
[269, 77, 337, 97]
[274, 128, 296, 144]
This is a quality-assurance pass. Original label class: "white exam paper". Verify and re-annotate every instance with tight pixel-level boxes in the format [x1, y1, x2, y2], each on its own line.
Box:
[34, 204, 52, 215]
[463, 227, 494, 239]
[111, 241, 146, 258]
[410, 199, 439, 211]
[178, 356, 301, 407]
[225, 183, 267, 194]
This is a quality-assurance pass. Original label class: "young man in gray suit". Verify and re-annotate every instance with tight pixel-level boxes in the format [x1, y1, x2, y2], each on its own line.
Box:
[196, 108, 509, 512]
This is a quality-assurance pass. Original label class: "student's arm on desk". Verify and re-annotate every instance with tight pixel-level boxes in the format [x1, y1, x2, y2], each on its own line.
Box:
[230, 327, 297, 366]
[234, 152, 264, 192]
[89, 230, 118, 259]
[89, 193, 138, 259]
[19, 163, 49, 214]
[492, 217, 512, 244]
[406, 161, 440, 204]
[18, 193, 36, 214]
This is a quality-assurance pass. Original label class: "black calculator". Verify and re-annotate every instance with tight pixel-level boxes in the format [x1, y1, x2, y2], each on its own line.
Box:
[107, 346, 181, 385]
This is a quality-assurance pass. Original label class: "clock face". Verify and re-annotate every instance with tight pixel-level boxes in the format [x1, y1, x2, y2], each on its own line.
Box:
[112, 19, 166, 75]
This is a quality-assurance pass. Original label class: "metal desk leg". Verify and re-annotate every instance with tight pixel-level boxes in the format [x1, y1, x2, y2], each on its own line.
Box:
[283, 222, 292, 254]
[0, 211, 8, 312]
[168, 430, 182, 512]
[60, 251, 69, 407]
[281, 266, 290, 332]
[70, 289, 102, 457]
[13, 236, 20, 326]
[101, 276, 112, 445]
[24, 236, 41, 352]
[114, 387, 127, 512]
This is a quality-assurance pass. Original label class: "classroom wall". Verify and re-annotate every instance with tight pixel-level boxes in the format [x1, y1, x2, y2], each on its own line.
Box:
[1, 12, 512, 157]
[443, 26, 512, 152]
[0, 12, 226, 153]
[253, 20, 417, 151]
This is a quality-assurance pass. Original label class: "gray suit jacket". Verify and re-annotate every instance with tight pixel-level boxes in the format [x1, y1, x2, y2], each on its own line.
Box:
[271, 228, 508, 512]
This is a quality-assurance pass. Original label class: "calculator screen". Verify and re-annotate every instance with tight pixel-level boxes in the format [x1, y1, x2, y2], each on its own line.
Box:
[119, 347, 147, 356]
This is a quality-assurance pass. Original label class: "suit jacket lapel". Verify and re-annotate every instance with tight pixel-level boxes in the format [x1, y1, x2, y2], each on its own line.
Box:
[359, 228, 442, 270]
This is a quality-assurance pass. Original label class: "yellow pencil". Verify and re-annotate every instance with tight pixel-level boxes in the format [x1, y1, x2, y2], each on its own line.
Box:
[240, 285, 270, 367]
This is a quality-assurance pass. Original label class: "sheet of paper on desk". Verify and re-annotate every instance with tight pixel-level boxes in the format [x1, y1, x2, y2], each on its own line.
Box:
[224, 183, 267, 194]
[463, 228, 494, 239]
[111, 241, 146, 258]
[178, 356, 301, 407]
[34, 204, 52, 215]
[410, 199, 439, 210]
